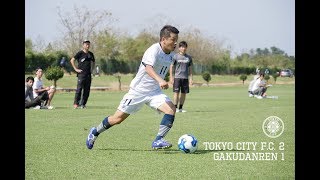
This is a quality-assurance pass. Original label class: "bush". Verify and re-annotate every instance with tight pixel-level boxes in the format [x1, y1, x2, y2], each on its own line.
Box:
[202, 71, 211, 85]
[272, 73, 280, 83]
[239, 74, 247, 84]
[264, 74, 270, 82]
[45, 66, 64, 87]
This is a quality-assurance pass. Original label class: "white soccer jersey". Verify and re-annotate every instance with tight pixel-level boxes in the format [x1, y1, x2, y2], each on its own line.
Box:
[32, 77, 43, 98]
[251, 78, 262, 92]
[130, 43, 173, 94]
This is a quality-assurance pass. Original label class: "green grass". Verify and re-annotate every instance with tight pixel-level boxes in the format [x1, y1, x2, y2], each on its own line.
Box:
[25, 84, 295, 179]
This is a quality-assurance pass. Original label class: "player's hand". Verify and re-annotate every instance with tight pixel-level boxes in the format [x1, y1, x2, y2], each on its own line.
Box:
[75, 68, 82, 73]
[159, 80, 169, 90]
[189, 79, 193, 86]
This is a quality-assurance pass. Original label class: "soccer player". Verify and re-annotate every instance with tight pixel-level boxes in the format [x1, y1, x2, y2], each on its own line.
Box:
[169, 41, 193, 112]
[86, 25, 179, 150]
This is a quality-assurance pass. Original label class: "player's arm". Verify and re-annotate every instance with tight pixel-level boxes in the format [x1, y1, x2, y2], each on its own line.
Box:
[33, 86, 50, 94]
[91, 53, 95, 75]
[169, 64, 174, 84]
[70, 57, 82, 73]
[259, 81, 267, 87]
[189, 65, 193, 85]
[91, 61, 95, 76]
[145, 65, 168, 90]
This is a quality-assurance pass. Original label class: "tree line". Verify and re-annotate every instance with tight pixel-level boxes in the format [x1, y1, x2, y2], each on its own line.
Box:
[25, 5, 295, 76]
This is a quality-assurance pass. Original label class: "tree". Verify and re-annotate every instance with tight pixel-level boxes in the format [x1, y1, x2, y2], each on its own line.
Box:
[114, 73, 122, 91]
[57, 5, 117, 55]
[45, 66, 64, 87]
[94, 30, 121, 61]
[25, 39, 33, 51]
[202, 71, 211, 86]
[239, 74, 247, 84]
[264, 74, 270, 82]
[272, 73, 280, 84]
[270, 46, 285, 55]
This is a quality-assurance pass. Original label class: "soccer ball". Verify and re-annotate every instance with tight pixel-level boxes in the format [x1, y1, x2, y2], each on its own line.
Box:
[178, 134, 198, 153]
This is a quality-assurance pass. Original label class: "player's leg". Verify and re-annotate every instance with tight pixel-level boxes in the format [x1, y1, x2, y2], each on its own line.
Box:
[81, 76, 92, 108]
[261, 87, 267, 97]
[86, 91, 144, 149]
[38, 91, 49, 106]
[179, 93, 186, 111]
[73, 77, 84, 108]
[46, 88, 56, 107]
[86, 110, 130, 150]
[252, 88, 263, 99]
[25, 98, 41, 109]
[173, 92, 179, 109]
[173, 78, 181, 112]
[150, 94, 176, 149]
[178, 79, 189, 112]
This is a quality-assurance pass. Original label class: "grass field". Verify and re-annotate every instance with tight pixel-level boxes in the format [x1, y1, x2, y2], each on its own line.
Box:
[25, 82, 295, 179]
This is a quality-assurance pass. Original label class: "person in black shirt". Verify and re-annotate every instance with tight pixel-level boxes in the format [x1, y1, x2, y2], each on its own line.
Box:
[70, 40, 95, 109]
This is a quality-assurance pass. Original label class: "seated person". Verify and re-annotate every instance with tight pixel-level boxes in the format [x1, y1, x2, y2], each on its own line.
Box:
[32, 68, 56, 109]
[248, 74, 260, 97]
[25, 76, 45, 109]
[251, 73, 268, 99]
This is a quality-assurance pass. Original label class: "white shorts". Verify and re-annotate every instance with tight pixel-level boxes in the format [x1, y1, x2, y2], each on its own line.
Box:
[117, 89, 171, 114]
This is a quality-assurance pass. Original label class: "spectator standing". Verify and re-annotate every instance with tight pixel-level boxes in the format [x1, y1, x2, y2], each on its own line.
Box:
[70, 40, 95, 109]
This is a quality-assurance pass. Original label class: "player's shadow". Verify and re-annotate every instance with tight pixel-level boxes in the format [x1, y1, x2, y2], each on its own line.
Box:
[193, 150, 214, 154]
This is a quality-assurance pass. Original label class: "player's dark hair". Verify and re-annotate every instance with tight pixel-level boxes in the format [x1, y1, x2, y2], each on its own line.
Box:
[179, 41, 188, 47]
[26, 76, 34, 82]
[160, 25, 179, 40]
[35, 67, 42, 72]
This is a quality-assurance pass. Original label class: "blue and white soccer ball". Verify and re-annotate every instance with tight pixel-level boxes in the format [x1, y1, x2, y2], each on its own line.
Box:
[178, 134, 198, 153]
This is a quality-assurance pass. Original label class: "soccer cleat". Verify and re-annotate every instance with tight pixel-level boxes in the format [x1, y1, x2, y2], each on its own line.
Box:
[47, 106, 54, 110]
[80, 105, 86, 109]
[86, 127, 97, 149]
[152, 138, 172, 149]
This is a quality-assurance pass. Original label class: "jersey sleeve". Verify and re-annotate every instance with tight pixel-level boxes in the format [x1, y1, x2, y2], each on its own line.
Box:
[74, 51, 81, 60]
[172, 54, 177, 65]
[142, 46, 157, 66]
[188, 54, 193, 66]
